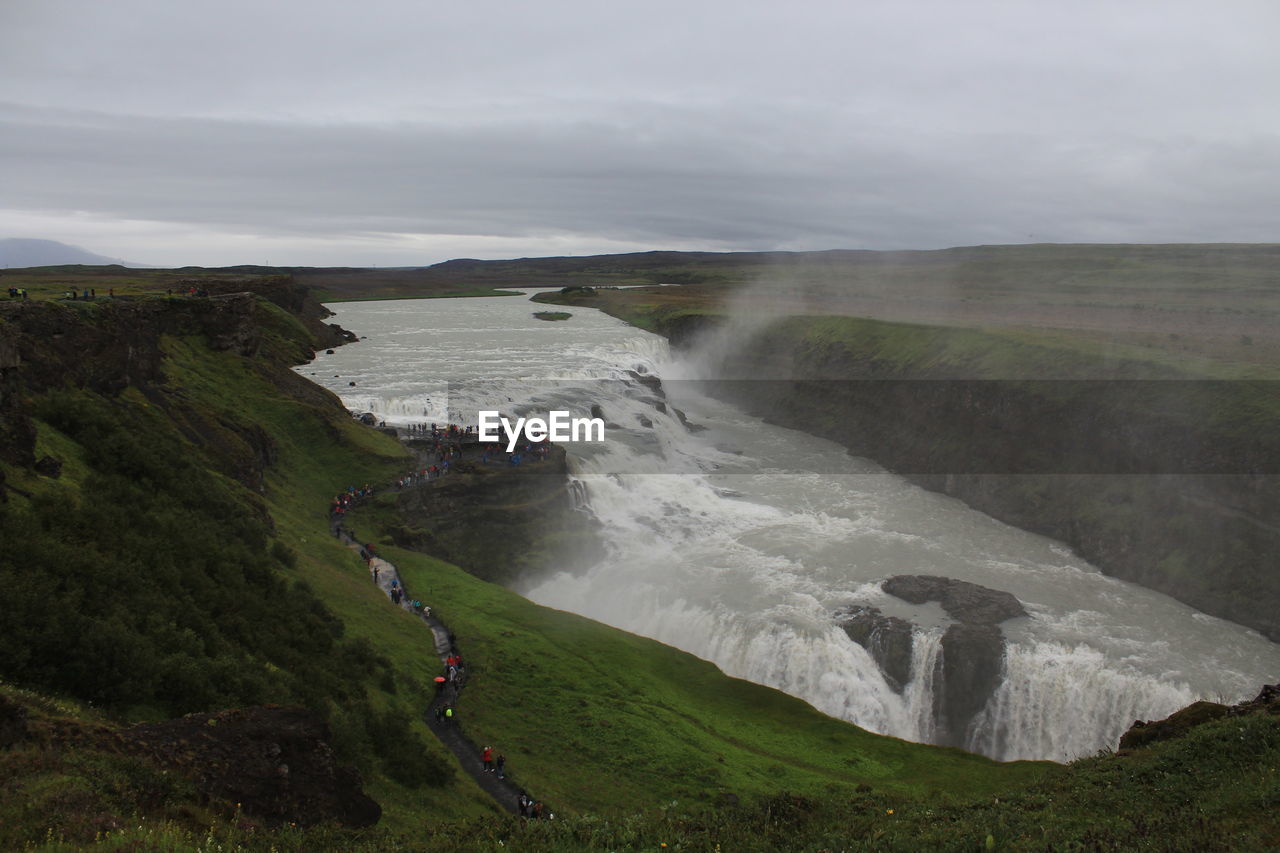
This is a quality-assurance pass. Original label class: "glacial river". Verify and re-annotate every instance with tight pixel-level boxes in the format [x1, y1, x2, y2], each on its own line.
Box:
[299, 293, 1280, 762]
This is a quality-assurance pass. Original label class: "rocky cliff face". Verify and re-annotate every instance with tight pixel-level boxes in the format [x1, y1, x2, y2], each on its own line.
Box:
[385, 445, 604, 587]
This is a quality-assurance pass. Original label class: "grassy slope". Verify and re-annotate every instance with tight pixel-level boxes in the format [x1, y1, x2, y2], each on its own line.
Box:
[376, 546, 1047, 814]
[155, 333, 503, 829]
[0, 301, 498, 846]
[14, 684, 1278, 851]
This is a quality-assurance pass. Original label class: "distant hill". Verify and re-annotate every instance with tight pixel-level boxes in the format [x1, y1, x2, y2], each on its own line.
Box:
[0, 238, 143, 268]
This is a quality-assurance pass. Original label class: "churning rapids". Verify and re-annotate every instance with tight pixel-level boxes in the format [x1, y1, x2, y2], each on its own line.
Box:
[300, 294, 1280, 762]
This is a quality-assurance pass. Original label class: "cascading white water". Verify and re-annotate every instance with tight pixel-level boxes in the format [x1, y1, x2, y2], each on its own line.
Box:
[967, 640, 1205, 761]
[300, 294, 1280, 762]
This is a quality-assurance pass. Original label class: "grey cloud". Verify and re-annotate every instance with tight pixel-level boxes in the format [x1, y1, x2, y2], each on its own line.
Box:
[3, 1, 1280, 263]
[5, 100, 1278, 260]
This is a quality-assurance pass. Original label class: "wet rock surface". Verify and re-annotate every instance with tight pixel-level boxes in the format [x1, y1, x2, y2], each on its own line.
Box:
[836, 606, 915, 692]
[389, 444, 604, 586]
[837, 575, 1029, 748]
[935, 623, 1006, 745]
[1118, 682, 1280, 751]
[882, 575, 1027, 624]
[628, 370, 666, 397]
[1118, 701, 1232, 751]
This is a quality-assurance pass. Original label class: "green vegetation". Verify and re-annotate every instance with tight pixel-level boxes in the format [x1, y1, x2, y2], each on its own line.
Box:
[532, 311, 572, 321]
[8, 687, 1279, 850]
[360, 545, 1045, 813]
[0, 295, 491, 846]
[7, 387, 365, 715]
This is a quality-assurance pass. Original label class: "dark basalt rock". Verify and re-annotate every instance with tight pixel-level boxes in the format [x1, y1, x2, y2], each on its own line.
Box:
[628, 370, 666, 398]
[1250, 682, 1280, 705]
[837, 606, 915, 692]
[1118, 684, 1280, 752]
[883, 574, 1027, 624]
[390, 443, 604, 587]
[673, 407, 706, 432]
[589, 403, 621, 429]
[880, 575, 1026, 745]
[936, 623, 1006, 746]
[1119, 700, 1231, 750]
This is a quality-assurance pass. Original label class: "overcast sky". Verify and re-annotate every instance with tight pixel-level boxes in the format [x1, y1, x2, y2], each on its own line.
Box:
[2, 0, 1278, 267]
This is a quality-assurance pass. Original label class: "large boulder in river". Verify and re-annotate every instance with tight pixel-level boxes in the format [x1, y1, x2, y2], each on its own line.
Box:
[935, 623, 1006, 746]
[882, 575, 1027, 746]
[837, 606, 915, 692]
[628, 370, 666, 398]
[672, 406, 706, 432]
[883, 575, 1027, 624]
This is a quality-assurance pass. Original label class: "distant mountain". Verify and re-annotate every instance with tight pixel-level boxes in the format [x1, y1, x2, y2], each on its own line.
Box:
[0, 238, 143, 268]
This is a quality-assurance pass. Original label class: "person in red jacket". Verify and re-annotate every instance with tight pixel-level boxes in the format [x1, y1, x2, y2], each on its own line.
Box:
[482, 745, 494, 773]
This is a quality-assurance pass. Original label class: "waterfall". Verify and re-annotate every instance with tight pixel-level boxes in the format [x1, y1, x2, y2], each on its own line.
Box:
[967, 641, 1199, 761]
[305, 295, 1280, 763]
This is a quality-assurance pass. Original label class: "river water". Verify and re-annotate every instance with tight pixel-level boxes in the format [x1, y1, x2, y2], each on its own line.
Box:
[299, 293, 1280, 762]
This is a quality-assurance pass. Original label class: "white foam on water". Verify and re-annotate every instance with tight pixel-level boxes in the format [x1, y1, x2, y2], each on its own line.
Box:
[302, 295, 1280, 761]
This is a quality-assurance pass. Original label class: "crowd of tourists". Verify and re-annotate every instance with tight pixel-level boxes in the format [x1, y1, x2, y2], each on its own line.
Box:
[329, 483, 375, 519]
[330, 438, 555, 821]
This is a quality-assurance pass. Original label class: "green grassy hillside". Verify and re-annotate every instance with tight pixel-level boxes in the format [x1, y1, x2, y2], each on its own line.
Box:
[0, 290, 1043, 849]
[4, 289, 1278, 851]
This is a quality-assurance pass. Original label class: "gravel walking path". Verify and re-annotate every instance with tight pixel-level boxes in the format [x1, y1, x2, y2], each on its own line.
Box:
[332, 516, 542, 817]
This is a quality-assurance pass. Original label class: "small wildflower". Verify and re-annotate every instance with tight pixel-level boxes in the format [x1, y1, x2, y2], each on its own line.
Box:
[886, 809, 894, 815]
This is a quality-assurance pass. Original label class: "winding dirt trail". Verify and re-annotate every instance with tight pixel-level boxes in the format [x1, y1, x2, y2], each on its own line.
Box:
[331, 515, 544, 817]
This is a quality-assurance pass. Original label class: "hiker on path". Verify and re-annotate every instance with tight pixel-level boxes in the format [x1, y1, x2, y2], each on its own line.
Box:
[482, 746, 494, 773]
